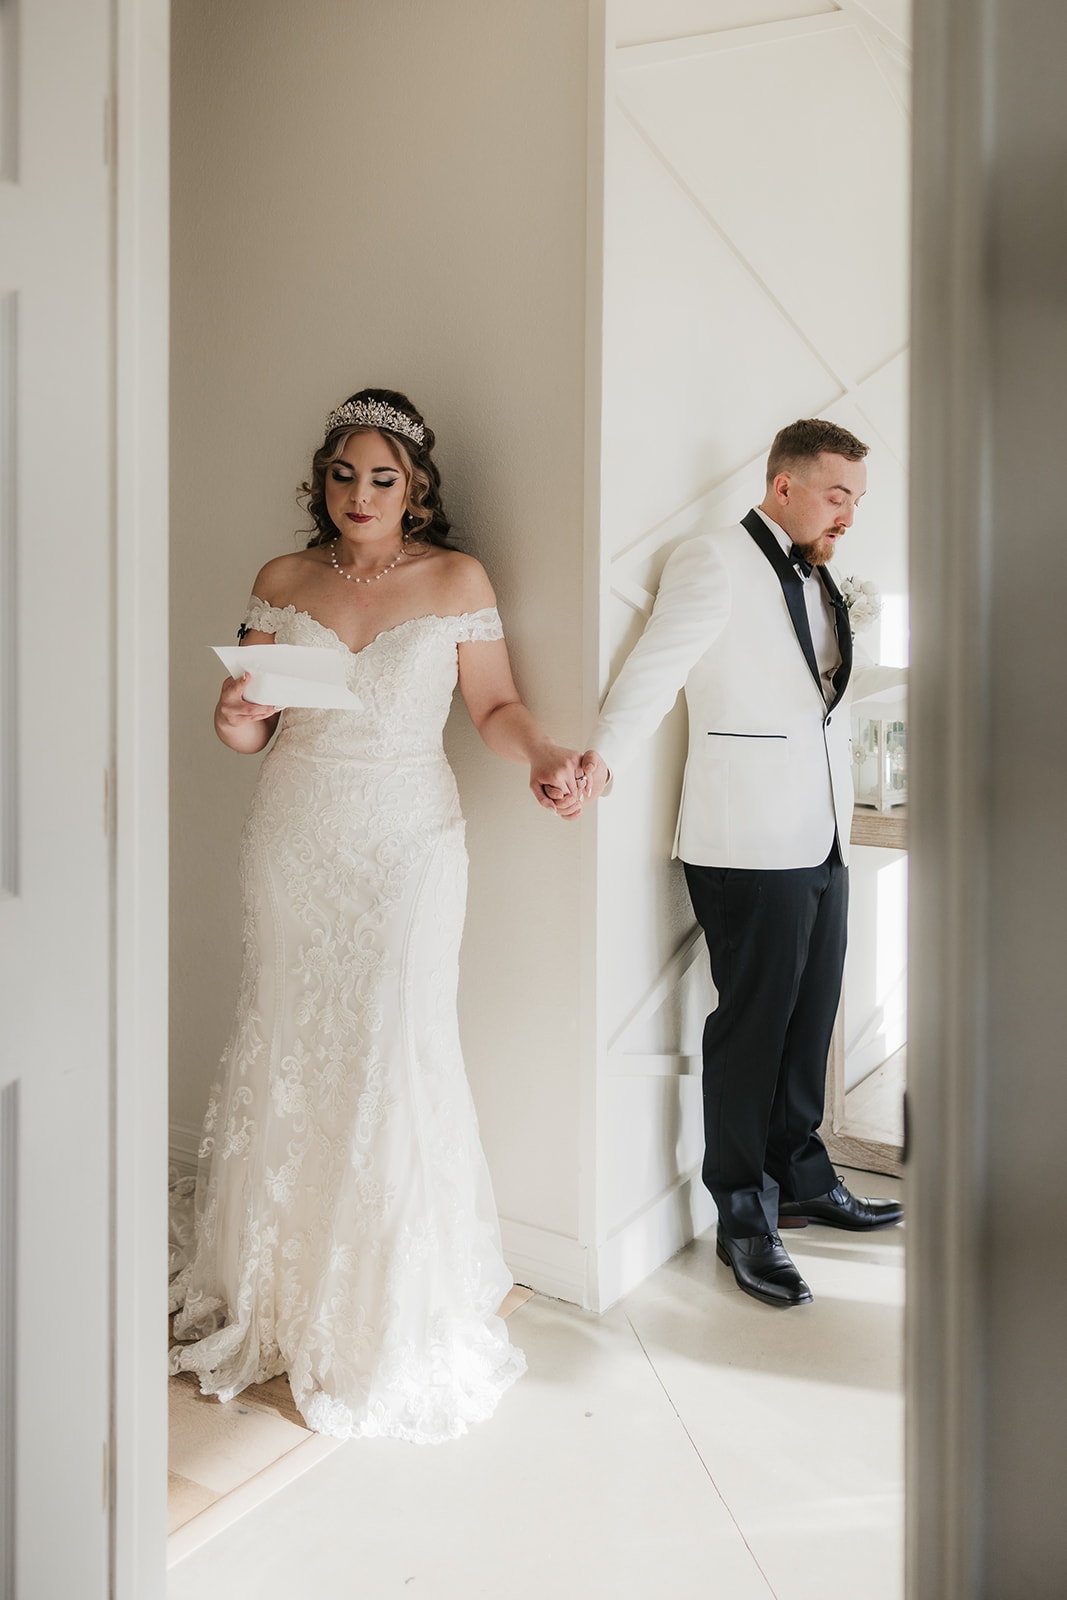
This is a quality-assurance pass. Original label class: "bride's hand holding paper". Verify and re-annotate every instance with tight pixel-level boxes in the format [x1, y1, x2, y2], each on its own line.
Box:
[216, 671, 278, 726]
[212, 643, 364, 712]
[213, 643, 362, 757]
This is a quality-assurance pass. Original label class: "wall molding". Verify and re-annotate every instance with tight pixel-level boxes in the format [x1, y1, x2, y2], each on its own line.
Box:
[499, 1218, 590, 1309]
[594, 1170, 715, 1313]
[609, 1051, 701, 1078]
[615, 95, 854, 397]
[616, 12, 852, 70]
[607, 926, 705, 1054]
[615, 4, 910, 74]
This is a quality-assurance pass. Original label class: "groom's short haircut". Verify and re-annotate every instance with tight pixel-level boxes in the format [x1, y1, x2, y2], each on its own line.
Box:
[766, 418, 870, 483]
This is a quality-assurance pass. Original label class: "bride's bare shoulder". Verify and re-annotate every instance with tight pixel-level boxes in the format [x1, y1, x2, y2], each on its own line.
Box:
[415, 547, 496, 613]
[249, 548, 325, 604]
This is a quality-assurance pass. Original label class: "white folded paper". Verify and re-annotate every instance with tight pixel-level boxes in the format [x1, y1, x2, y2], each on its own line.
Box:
[212, 644, 363, 710]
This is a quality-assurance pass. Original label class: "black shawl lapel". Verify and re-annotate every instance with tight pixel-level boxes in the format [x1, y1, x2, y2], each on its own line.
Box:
[818, 565, 853, 710]
[741, 508, 823, 698]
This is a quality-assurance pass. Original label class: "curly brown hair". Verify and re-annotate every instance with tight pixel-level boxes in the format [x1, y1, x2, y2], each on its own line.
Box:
[765, 418, 869, 484]
[299, 387, 458, 549]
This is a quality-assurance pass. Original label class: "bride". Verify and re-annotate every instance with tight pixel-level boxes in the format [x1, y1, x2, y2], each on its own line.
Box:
[169, 388, 583, 1442]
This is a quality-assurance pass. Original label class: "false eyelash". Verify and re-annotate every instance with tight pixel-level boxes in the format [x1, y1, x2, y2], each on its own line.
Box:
[329, 471, 398, 487]
[237, 623, 249, 642]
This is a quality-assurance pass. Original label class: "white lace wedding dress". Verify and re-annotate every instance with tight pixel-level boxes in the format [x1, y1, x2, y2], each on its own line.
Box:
[169, 599, 525, 1443]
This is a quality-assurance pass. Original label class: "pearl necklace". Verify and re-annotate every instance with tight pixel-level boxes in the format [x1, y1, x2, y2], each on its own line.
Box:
[330, 538, 404, 584]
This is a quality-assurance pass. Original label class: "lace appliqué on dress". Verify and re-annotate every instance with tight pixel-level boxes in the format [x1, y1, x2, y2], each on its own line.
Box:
[454, 607, 503, 644]
[239, 597, 504, 649]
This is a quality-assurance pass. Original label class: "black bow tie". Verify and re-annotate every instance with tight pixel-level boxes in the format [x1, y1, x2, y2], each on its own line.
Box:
[789, 544, 814, 578]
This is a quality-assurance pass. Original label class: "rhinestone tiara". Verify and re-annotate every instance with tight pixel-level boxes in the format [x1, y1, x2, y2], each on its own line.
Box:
[324, 397, 426, 447]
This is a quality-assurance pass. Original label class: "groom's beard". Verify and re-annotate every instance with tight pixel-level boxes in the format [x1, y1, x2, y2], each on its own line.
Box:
[793, 530, 842, 567]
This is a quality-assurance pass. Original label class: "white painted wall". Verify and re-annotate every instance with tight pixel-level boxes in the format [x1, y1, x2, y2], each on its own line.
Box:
[594, 0, 911, 1303]
[169, 0, 595, 1295]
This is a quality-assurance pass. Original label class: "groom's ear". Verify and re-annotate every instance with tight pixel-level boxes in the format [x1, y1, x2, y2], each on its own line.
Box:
[771, 471, 794, 505]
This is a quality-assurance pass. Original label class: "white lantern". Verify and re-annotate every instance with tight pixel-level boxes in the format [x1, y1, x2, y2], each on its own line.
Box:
[850, 686, 907, 811]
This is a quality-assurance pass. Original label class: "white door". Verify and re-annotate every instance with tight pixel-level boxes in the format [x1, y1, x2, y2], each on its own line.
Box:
[0, 0, 114, 1593]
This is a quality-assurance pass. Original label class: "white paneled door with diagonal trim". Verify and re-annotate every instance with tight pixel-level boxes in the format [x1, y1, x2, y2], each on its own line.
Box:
[0, 0, 114, 1594]
[595, 0, 910, 1303]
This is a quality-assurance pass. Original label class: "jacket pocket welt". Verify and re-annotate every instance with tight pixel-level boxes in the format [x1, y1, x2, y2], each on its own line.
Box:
[705, 731, 788, 766]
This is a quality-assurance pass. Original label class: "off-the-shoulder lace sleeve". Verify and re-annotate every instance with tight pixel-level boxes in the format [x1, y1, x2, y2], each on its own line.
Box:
[455, 606, 503, 644]
[241, 595, 291, 636]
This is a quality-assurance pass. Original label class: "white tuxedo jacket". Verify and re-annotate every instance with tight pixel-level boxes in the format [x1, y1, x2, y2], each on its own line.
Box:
[593, 511, 896, 870]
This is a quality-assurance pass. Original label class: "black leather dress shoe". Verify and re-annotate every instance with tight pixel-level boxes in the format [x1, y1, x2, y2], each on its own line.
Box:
[715, 1229, 813, 1307]
[777, 1178, 903, 1231]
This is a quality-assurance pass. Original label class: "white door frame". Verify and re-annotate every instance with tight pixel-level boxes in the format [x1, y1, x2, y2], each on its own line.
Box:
[110, 2, 170, 1595]
[2, 0, 167, 1590]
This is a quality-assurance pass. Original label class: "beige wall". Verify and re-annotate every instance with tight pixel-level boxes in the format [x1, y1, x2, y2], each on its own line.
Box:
[169, 0, 594, 1262]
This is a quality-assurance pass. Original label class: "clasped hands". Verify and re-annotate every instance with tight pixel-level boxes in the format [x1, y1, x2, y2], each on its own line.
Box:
[530, 749, 610, 821]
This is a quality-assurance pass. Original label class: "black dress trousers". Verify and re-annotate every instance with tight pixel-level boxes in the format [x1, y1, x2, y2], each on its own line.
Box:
[683, 844, 847, 1238]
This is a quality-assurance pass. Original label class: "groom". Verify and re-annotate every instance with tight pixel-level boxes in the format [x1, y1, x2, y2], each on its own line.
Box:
[571, 419, 903, 1307]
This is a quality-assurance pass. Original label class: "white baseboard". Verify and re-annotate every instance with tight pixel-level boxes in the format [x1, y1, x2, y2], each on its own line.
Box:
[593, 1172, 716, 1313]
[170, 1129, 708, 1315]
[169, 1124, 595, 1309]
[169, 1118, 201, 1178]
[504, 1180, 716, 1314]
[498, 1218, 590, 1308]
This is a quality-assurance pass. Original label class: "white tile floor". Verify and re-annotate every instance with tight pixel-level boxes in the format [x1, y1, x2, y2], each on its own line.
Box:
[167, 1167, 904, 1600]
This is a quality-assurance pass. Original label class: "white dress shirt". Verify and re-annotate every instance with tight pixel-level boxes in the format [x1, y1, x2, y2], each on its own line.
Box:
[754, 507, 841, 704]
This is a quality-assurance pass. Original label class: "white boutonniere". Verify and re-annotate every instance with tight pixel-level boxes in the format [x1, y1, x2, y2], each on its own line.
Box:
[838, 575, 882, 637]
